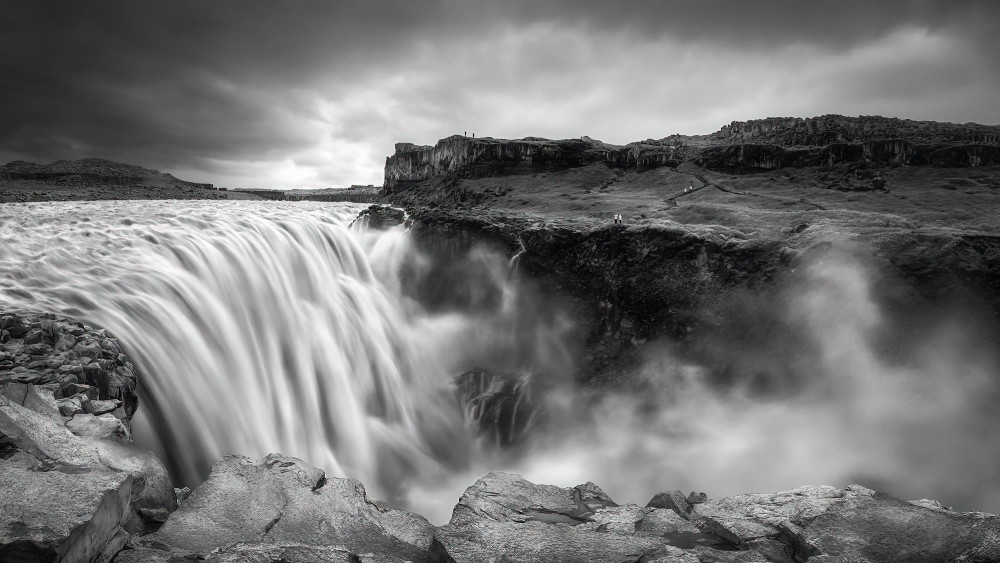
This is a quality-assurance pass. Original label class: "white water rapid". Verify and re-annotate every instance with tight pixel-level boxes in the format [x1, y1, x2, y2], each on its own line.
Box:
[0, 201, 555, 516]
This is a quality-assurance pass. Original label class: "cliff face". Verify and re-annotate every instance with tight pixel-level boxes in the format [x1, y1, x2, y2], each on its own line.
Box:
[0, 158, 214, 189]
[715, 114, 1000, 146]
[384, 115, 1000, 190]
[384, 115, 1000, 381]
[384, 135, 686, 193]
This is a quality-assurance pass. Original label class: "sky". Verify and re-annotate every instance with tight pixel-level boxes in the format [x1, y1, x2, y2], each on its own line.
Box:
[1, 0, 997, 189]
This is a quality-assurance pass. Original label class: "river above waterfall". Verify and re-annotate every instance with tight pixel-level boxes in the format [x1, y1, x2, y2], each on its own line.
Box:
[2, 200, 999, 524]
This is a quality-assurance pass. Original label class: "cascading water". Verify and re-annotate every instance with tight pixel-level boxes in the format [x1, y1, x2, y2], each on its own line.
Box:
[0, 200, 555, 513]
[4, 200, 999, 523]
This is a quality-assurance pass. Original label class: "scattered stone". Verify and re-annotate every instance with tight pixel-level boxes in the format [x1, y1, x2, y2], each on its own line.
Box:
[83, 397, 120, 415]
[56, 394, 85, 416]
[354, 204, 407, 230]
[1, 314, 29, 338]
[454, 369, 535, 447]
[23, 328, 45, 344]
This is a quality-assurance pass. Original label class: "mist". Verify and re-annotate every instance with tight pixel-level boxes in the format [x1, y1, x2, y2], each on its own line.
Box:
[407, 243, 1000, 523]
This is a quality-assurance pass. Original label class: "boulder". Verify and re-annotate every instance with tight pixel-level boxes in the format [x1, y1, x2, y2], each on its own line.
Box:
[0, 395, 175, 561]
[433, 472, 759, 563]
[119, 454, 436, 562]
[65, 412, 131, 442]
[355, 204, 406, 230]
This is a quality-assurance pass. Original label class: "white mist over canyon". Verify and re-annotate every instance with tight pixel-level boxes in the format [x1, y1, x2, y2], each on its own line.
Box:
[1, 200, 997, 525]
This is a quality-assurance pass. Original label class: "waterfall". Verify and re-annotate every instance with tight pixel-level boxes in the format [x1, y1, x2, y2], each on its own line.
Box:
[0, 200, 481, 506]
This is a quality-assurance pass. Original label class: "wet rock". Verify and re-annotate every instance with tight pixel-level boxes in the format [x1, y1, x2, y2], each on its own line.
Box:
[124, 454, 435, 562]
[174, 486, 191, 505]
[454, 369, 535, 447]
[355, 204, 407, 230]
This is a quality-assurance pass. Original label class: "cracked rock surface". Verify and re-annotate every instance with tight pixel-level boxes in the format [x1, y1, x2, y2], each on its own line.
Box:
[0, 311, 175, 562]
[433, 472, 1000, 563]
[118, 454, 436, 562]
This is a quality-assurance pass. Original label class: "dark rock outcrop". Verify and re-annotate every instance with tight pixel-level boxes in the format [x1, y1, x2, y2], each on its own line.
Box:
[288, 185, 381, 203]
[385, 116, 1000, 194]
[454, 369, 535, 448]
[0, 311, 175, 562]
[118, 454, 436, 562]
[715, 115, 1000, 146]
[353, 204, 407, 230]
[384, 135, 686, 194]
[1, 312, 139, 441]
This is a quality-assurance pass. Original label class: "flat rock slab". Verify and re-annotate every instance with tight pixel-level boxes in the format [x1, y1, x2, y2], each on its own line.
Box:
[120, 454, 436, 562]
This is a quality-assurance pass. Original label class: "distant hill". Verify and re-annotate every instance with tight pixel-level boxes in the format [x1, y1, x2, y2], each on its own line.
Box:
[0, 158, 247, 202]
[0, 158, 214, 189]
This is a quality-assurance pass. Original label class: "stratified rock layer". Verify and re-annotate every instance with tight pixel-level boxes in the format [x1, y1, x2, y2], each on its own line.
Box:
[385, 115, 1000, 193]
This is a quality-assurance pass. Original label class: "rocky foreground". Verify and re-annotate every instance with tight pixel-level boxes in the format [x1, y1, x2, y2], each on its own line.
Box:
[3, 311, 1000, 562]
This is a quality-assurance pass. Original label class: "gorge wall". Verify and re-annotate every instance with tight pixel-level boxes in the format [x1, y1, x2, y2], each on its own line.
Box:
[384, 115, 1000, 380]
[385, 115, 1000, 193]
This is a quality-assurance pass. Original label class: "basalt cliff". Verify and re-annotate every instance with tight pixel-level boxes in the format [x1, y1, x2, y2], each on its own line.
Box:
[385, 115, 1000, 195]
[383, 115, 1000, 379]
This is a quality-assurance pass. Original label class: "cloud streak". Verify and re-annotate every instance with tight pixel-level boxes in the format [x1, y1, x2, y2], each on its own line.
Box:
[1, 0, 997, 188]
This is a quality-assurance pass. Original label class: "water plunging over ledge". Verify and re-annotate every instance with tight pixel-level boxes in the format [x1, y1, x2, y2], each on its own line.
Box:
[0, 201, 534, 513]
[3, 199, 999, 524]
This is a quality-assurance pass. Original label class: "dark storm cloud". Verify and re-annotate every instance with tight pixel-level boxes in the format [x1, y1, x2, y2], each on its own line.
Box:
[1, 0, 997, 187]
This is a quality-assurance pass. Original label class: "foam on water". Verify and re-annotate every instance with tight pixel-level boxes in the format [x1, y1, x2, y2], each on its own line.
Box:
[0, 200, 479, 509]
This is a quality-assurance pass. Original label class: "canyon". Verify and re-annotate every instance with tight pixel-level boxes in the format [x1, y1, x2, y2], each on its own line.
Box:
[2, 114, 999, 561]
